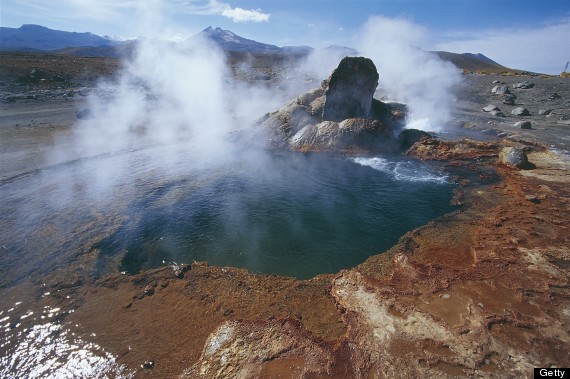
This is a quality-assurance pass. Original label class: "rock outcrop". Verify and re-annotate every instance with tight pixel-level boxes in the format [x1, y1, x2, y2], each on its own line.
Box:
[254, 57, 409, 154]
[321, 57, 379, 122]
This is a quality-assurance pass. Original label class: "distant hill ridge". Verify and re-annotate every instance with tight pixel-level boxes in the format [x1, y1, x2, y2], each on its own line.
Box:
[0, 24, 114, 51]
[0, 24, 518, 73]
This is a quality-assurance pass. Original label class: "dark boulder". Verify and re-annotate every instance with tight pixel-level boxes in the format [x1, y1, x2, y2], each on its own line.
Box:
[397, 129, 432, 151]
[322, 57, 379, 122]
[514, 121, 532, 129]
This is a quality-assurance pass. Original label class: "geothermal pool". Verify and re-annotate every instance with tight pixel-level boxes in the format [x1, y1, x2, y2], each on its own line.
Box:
[0, 144, 455, 284]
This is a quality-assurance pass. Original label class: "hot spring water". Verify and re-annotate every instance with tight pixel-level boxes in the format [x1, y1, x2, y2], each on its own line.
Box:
[0, 145, 455, 284]
[93, 148, 455, 279]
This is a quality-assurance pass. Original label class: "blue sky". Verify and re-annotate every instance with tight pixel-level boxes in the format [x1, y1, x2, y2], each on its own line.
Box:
[1, 0, 569, 73]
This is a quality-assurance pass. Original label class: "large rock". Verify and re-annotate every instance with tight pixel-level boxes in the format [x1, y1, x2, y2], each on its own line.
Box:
[499, 146, 534, 169]
[253, 56, 408, 154]
[322, 57, 379, 122]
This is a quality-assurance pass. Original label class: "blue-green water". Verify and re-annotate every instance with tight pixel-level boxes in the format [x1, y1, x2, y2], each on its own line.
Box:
[0, 145, 455, 284]
[95, 151, 456, 279]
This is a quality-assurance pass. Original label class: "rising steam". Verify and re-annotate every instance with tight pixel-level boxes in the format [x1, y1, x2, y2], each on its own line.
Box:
[356, 16, 462, 131]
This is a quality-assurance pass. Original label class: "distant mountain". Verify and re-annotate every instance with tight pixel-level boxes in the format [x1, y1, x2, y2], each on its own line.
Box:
[0, 24, 115, 51]
[1, 24, 523, 73]
[198, 26, 282, 53]
[432, 51, 519, 73]
[462, 53, 500, 66]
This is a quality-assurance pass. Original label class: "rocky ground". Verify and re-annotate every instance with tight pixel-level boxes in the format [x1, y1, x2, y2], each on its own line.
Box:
[0, 52, 569, 378]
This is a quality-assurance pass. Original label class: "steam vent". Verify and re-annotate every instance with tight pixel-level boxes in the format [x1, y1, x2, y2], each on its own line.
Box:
[255, 56, 412, 153]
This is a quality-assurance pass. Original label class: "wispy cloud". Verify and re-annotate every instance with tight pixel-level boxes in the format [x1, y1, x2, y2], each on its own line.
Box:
[435, 17, 570, 74]
[181, 0, 270, 23]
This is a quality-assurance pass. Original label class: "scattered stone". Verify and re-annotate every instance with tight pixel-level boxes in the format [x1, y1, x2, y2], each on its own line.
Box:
[143, 285, 155, 296]
[322, 57, 379, 122]
[483, 104, 499, 112]
[501, 93, 516, 105]
[513, 81, 534, 89]
[549, 93, 561, 100]
[514, 121, 532, 129]
[538, 109, 553, 115]
[481, 129, 497, 135]
[499, 146, 534, 169]
[490, 110, 505, 117]
[492, 80, 501, 84]
[525, 195, 540, 204]
[511, 107, 530, 116]
[143, 361, 155, 369]
[491, 85, 510, 95]
[172, 263, 189, 278]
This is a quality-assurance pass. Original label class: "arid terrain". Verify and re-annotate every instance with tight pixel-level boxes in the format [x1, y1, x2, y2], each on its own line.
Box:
[1, 52, 569, 378]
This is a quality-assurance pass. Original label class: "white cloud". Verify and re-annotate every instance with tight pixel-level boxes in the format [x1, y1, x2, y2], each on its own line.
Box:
[436, 17, 570, 74]
[182, 0, 270, 23]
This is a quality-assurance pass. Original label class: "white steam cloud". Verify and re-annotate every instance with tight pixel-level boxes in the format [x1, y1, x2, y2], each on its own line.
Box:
[55, 13, 465, 197]
[356, 16, 462, 132]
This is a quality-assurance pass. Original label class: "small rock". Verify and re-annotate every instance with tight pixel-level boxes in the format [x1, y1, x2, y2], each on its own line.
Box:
[549, 93, 561, 100]
[492, 80, 501, 84]
[502, 97, 516, 105]
[525, 195, 540, 204]
[513, 81, 534, 89]
[490, 110, 505, 117]
[491, 85, 510, 95]
[511, 107, 530, 116]
[143, 361, 155, 369]
[123, 302, 133, 309]
[514, 121, 532, 129]
[143, 285, 155, 296]
[538, 109, 552, 115]
[483, 104, 499, 112]
[173, 269, 184, 278]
